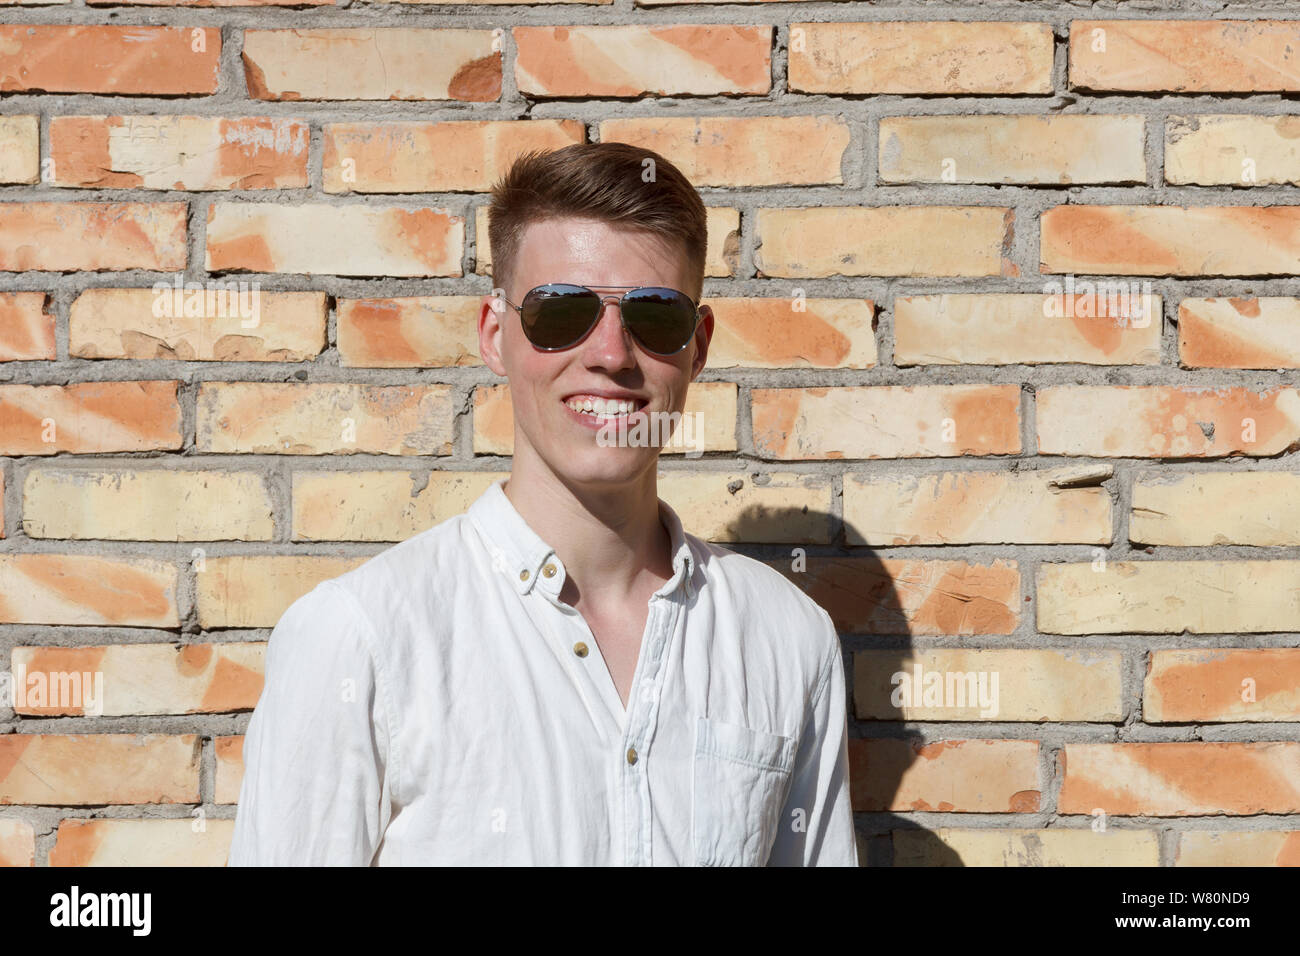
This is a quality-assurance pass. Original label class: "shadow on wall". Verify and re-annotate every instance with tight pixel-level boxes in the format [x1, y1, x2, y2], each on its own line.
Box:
[720, 501, 964, 868]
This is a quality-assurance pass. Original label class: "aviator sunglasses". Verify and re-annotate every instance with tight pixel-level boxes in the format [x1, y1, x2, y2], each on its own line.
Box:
[498, 283, 704, 356]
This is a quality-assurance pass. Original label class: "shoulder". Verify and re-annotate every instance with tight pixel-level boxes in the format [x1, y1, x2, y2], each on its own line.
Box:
[341, 510, 476, 590]
[277, 512, 478, 644]
[687, 532, 840, 658]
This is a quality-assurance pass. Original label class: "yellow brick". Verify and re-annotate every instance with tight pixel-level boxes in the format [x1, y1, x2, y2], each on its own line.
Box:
[1132, 471, 1300, 546]
[197, 382, 456, 455]
[599, 115, 849, 187]
[206, 202, 463, 277]
[658, 471, 833, 542]
[791, 21, 1053, 94]
[70, 288, 326, 361]
[752, 385, 1021, 459]
[756, 207, 1013, 277]
[844, 466, 1112, 546]
[1036, 385, 1300, 457]
[1175, 831, 1300, 866]
[0, 115, 39, 184]
[23, 469, 274, 541]
[293, 470, 507, 541]
[895, 293, 1160, 365]
[1167, 115, 1300, 186]
[196, 556, 367, 628]
[854, 648, 1123, 721]
[881, 115, 1145, 184]
[895, 828, 1159, 866]
[324, 119, 582, 192]
[243, 28, 500, 101]
[1038, 561, 1300, 634]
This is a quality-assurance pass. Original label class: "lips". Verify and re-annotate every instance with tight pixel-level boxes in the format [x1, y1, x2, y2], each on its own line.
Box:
[561, 389, 647, 403]
[560, 392, 650, 431]
[562, 394, 647, 417]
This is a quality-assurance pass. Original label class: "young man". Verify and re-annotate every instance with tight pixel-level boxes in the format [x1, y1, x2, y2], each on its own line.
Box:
[228, 142, 857, 866]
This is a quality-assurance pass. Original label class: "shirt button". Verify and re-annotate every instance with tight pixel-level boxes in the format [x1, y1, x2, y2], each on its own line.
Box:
[519, 569, 529, 581]
[626, 747, 638, 765]
[573, 642, 588, 657]
[542, 563, 557, 578]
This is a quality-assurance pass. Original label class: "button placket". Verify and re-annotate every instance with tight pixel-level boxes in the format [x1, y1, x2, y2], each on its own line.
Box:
[621, 595, 683, 867]
[541, 578, 630, 741]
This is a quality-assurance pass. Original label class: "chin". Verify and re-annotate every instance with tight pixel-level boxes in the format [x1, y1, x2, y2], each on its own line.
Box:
[545, 445, 658, 489]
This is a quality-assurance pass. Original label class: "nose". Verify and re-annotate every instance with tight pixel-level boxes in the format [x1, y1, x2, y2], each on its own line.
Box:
[582, 297, 636, 369]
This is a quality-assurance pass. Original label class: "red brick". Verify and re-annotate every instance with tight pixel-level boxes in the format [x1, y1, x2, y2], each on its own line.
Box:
[0, 202, 187, 272]
[1070, 20, 1300, 93]
[1060, 743, 1300, 816]
[0, 25, 220, 95]
[849, 738, 1041, 812]
[515, 25, 771, 97]
[50, 116, 309, 190]
[0, 735, 199, 805]
[0, 292, 55, 361]
[0, 554, 178, 627]
[771, 556, 1020, 635]
[0, 381, 182, 455]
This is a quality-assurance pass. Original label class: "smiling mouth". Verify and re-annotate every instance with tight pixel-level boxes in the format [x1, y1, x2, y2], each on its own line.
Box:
[562, 395, 649, 420]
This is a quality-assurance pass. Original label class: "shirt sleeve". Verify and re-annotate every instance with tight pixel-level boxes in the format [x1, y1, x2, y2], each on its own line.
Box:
[767, 607, 858, 867]
[227, 580, 395, 866]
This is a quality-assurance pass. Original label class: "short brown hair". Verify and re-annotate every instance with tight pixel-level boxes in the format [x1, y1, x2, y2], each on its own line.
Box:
[487, 141, 708, 302]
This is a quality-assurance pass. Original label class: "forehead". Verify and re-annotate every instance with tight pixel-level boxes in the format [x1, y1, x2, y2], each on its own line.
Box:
[512, 217, 690, 291]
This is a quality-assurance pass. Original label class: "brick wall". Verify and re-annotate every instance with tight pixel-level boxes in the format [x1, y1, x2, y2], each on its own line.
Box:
[1, 2, 1299, 867]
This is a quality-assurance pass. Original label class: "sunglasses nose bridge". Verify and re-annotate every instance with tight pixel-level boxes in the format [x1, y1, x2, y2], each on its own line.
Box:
[591, 293, 635, 340]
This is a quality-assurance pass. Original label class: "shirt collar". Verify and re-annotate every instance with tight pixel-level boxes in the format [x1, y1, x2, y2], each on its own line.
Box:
[467, 476, 697, 599]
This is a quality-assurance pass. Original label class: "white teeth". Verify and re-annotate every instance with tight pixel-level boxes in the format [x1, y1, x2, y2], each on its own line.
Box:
[565, 397, 638, 417]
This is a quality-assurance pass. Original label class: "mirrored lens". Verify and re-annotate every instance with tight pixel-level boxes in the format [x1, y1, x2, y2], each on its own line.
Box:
[622, 288, 698, 355]
[520, 284, 601, 349]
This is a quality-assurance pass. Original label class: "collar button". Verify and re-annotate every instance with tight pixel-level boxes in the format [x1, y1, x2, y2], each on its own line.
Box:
[519, 569, 530, 581]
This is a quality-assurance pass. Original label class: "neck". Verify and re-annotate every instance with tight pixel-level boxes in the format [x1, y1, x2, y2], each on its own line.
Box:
[503, 455, 673, 605]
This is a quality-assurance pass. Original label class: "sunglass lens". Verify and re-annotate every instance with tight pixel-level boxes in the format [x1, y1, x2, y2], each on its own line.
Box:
[521, 284, 601, 349]
[622, 288, 698, 355]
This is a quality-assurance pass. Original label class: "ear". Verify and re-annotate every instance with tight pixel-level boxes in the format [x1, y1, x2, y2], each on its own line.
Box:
[479, 292, 509, 378]
[689, 303, 714, 381]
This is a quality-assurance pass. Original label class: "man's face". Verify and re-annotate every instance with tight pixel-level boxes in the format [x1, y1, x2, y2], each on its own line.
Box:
[479, 217, 713, 491]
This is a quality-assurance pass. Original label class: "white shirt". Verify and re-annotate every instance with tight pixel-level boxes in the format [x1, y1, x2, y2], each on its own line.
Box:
[228, 476, 857, 866]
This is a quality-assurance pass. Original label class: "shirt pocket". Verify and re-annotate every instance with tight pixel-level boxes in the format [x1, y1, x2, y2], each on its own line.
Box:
[692, 716, 798, 867]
